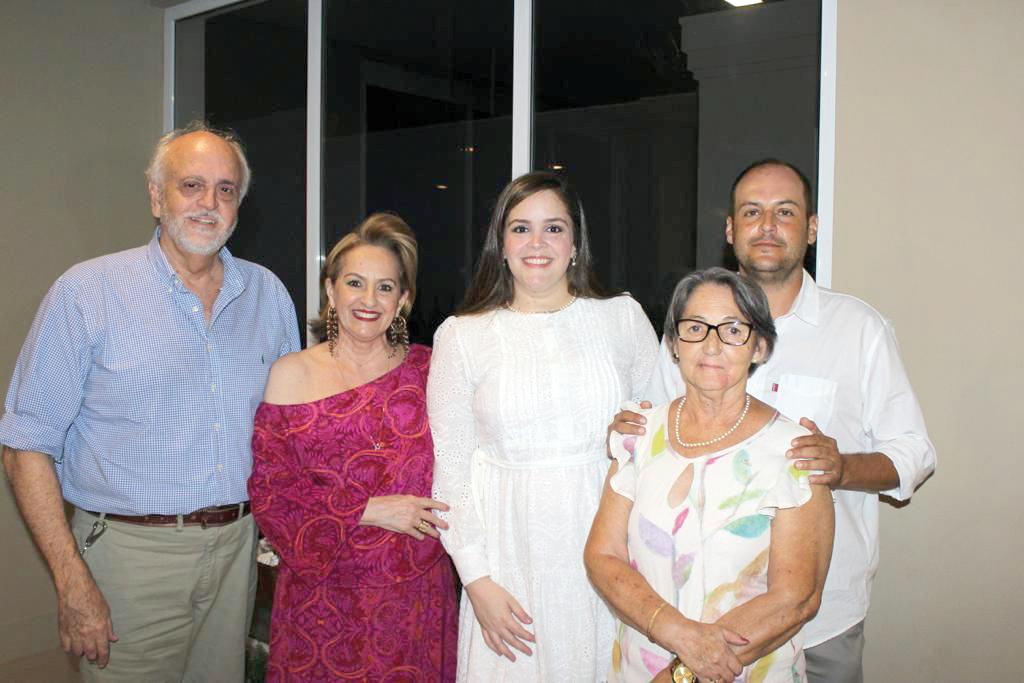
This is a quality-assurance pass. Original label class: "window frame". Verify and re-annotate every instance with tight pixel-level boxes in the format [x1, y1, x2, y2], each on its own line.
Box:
[163, 0, 837, 328]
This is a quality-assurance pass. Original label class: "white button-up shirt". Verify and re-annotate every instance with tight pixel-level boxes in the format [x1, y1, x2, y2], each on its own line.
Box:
[646, 270, 936, 647]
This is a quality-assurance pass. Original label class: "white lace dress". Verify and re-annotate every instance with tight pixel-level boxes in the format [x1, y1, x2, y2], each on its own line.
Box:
[428, 296, 658, 681]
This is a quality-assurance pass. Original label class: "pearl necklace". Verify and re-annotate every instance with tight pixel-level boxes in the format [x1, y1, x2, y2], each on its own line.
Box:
[505, 295, 577, 314]
[674, 394, 751, 449]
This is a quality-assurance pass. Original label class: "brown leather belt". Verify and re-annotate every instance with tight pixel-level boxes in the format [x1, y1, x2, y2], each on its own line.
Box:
[85, 502, 251, 529]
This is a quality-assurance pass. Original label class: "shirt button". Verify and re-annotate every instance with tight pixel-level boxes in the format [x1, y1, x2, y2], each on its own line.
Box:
[213, 423, 220, 431]
[192, 305, 199, 313]
[207, 344, 213, 352]
[211, 383, 217, 392]
[217, 463, 224, 471]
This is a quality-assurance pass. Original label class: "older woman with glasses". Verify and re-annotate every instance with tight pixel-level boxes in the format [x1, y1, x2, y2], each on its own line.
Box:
[585, 267, 834, 683]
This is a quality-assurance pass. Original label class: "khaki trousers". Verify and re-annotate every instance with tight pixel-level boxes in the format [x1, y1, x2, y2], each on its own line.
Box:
[71, 508, 258, 683]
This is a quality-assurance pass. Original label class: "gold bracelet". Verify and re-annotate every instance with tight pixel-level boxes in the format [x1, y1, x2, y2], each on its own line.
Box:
[645, 600, 668, 642]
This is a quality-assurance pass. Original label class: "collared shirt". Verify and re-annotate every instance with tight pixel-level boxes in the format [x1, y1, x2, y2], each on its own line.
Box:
[646, 270, 936, 647]
[0, 228, 301, 515]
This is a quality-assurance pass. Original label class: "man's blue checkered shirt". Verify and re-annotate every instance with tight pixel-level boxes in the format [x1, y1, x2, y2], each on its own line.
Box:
[0, 229, 301, 515]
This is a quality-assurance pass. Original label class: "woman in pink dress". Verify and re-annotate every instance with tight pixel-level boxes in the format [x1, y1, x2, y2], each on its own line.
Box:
[248, 213, 457, 681]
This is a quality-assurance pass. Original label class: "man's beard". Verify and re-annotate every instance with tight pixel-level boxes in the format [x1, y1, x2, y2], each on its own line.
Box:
[738, 239, 805, 286]
[742, 259, 803, 286]
[163, 210, 236, 256]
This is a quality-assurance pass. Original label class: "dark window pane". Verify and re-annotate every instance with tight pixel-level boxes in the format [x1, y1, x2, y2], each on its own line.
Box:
[323, 0, 514, 344]
[534, 0, 821, 327]
[175, 0, 308, 343]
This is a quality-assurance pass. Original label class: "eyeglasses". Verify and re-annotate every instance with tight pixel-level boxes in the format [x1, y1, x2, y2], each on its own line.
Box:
[675, 319, 753, 346]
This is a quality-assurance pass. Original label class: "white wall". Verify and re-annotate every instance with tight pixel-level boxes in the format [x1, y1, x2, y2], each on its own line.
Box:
[834, 1, 1022, 679]
[0, 0, 163, 663]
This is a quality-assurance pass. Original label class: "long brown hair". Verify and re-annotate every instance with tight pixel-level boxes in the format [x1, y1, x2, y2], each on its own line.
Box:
[457, 171, 618, 315]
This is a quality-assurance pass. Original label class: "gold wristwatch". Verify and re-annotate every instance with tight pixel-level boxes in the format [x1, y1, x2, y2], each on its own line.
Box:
[669, 656, 697, 683]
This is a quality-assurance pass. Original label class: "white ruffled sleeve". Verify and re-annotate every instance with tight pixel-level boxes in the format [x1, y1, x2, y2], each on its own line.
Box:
[608, 402, 649, 502]
[427, 316, 491, 586]
[757, 458, 815, 518]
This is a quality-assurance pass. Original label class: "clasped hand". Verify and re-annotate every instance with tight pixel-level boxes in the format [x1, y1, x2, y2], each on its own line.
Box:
[658, 619, 747, 683]
[360, 495, 450, 540]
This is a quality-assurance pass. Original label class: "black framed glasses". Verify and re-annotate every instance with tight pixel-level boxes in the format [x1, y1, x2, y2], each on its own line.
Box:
[675, 319, 753, 346]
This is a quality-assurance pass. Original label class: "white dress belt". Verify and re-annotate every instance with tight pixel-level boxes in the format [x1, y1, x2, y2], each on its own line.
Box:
[468, 449, 609, 529]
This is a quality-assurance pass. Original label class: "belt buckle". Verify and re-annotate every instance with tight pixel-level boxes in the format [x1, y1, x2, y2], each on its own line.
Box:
[198, 506, 216, 529]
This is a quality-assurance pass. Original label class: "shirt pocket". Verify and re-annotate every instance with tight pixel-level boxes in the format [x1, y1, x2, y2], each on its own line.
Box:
[94, 344, 176, 429]
[771, 374, 838, 429]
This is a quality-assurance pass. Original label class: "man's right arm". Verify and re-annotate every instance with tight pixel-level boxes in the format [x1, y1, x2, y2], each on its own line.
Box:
[0, 275, 117, 665]
[2, 447, 117, 666]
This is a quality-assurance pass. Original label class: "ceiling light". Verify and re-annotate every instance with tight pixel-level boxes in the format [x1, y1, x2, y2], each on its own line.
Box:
[725, 0, 762, 6]
[435, 184, 448, 190]
[550, 163, 564, 171]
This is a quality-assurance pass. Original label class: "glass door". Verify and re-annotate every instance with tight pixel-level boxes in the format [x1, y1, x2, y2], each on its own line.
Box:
[168, 0, 832, 345]
[173, 0, 309, 341]
[321, 0, 514, 343]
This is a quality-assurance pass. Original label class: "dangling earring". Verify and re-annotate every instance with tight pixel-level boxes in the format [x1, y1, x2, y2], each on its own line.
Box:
[671, 349, 679, 364]
[326, 305, 339, 353]
[387, 314, 409, 358]
[570, 248, 577, 268]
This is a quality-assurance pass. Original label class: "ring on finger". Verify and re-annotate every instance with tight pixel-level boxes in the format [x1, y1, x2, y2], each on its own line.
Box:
[416, 520, 431, 533]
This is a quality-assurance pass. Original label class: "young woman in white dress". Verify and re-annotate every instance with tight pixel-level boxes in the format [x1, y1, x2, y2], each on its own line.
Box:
[428, 171, 659, 681]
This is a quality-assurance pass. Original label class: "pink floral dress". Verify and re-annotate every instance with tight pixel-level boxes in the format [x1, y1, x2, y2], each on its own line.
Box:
[249, 345, 457, 681]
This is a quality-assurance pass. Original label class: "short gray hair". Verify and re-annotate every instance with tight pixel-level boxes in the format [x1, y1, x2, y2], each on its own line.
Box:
[664, 267, 777, 373]
[145, 120, 251, 201]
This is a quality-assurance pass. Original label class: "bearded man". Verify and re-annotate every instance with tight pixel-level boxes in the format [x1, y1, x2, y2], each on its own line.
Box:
[0, 122, 299, 681]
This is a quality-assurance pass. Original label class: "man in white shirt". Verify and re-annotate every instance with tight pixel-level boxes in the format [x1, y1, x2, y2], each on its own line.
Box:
[631, 159, 935, 682]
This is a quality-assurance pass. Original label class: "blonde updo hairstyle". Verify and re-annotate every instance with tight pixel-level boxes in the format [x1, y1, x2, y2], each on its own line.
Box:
[309, 212, 418, 342]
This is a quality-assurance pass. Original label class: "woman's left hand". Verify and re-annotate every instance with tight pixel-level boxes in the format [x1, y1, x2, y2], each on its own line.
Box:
[359, 495, 450, 539]
[651, 666, 674, 682]
[660, 619, 746, 683]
